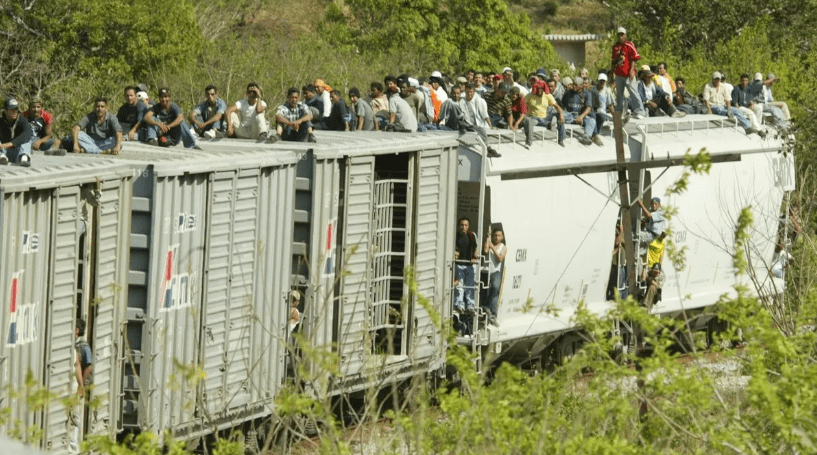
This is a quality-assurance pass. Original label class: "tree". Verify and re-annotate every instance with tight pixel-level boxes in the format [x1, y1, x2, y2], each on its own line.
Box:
[319, 0, 558, 75]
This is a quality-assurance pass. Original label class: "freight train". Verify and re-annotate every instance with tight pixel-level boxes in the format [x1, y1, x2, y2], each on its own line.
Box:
[0, 115, 793, 452]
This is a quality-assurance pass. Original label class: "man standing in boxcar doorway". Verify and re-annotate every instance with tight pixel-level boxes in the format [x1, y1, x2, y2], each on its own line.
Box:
[454, 217, 479, 314]
[71, 318, 93, 452]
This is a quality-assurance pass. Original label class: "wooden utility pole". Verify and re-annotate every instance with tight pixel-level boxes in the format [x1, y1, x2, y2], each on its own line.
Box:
[613, 111, 638, 293]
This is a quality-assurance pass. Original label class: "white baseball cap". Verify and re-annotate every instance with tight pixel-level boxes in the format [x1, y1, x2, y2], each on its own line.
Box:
[617, 26, 626, 34]
[598, 73, 608, 81]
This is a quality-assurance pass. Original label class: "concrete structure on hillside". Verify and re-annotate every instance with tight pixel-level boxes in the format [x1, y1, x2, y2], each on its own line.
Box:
[544, 34, 605, 67]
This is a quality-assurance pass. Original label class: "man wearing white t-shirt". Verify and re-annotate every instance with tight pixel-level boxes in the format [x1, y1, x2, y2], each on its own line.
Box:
[482, 227, 506, 327]
[225, 81, 270, 140]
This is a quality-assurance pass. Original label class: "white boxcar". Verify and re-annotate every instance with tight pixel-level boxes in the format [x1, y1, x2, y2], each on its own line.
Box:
[456, 116, 790, 364]
[0, 157, 133, 454]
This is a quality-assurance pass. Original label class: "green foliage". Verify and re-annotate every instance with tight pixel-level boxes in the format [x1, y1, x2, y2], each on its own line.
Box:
[733, 207, 754, 274]
[320, 0, 560, 75]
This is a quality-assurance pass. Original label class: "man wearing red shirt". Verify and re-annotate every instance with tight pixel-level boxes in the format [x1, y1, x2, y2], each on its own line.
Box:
[611, 27, 646, 119]
[509, 86, 534, 147]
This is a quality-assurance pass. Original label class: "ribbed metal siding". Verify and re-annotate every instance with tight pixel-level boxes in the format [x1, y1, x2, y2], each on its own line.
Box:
[42, 186, 81, 455]
[200, 169, 259, 416]
[303, 159, 341, 375]
[0, 189, 55, 445]
[250, 164, 294, 410]
[338, 156, 375, 378]
[90, 179, 130, 438]
[142, 174, 208, 434]
[412, 149, 449, 360]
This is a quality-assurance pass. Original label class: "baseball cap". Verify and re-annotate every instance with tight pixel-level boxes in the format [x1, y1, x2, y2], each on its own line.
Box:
[456, 76, 468, 83]
[598, 73, 608, 81]
[408, 77, 419, 88]
[430, 71, 442, 79]
[562, 77, 574, 86]
[291, 290, 301, 301]
[496, 82, 511, 93]
[574, 77, 584, 86]
[712, 71, 723, 80]
[767, 73, 777, 80]
[502, 67, 513, 74]
[137, 91, 148, 101]
[617, 26, 626, 34]
[651, 197, 661, 204]
[4, 98, 19, 110]
[158, 88, 170, 96]
[510, 86, 521, 95]
[754, 72, 763, 81]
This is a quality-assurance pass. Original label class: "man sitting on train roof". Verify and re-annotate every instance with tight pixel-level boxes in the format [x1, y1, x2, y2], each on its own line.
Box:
[703, 72, 756, 135]
[459, 83, 501, 157]
[509, 86, 535, 148]
[302, 85, 324, 124]
[525, 79, 566, 147]
[324, 89, 352, 131]
[189, 84, 227, 139]
[25, 96, 63, 155]
[590, 73, 615, 143]
[399, 79, 424, 126]
[273, 87, 315, 143]
[637, 197, 666, 246]
[637, 65, 685, 119]
[348, 87, 374, 131]
[225, 82, 270, 140]
[549, 69, 565, 101]
[384, 76, 418, 133]
[486, 82, 513, 129]
[117, 86, 148, 143]
[502, 67, 529, 96]
[732, 74, 767, 139]
[143, 88, 201, 149]
[368, 81, 390, 130]
[429, 71, 449, 103]
[313, 79, 333, 120]
[559, 77, 596, 146]
[751, 72, 789, 129]
[673, 77, 703, 115]
[473, 72, 489, 95]
[0, 98, 32, 166]
[64, 96, 121, 156]
[436, 84, 465, 131]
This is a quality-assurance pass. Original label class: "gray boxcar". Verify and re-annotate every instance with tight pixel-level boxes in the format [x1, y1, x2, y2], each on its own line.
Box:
[276, 131, 460, 395]
[0, 158, 133, 454]
[47, 143, 299, 439]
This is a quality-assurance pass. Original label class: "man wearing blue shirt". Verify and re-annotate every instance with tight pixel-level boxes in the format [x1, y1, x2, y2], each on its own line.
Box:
[637, 197, 666, 247]
[189, 85, 227, 138]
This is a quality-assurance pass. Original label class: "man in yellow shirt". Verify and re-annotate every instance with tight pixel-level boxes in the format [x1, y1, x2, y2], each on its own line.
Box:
[646, 231, 667, 275]
[524, 80, 565, 147]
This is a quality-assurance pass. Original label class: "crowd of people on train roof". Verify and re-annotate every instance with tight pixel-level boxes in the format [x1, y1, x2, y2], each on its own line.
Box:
[0, 27, 791, 167]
